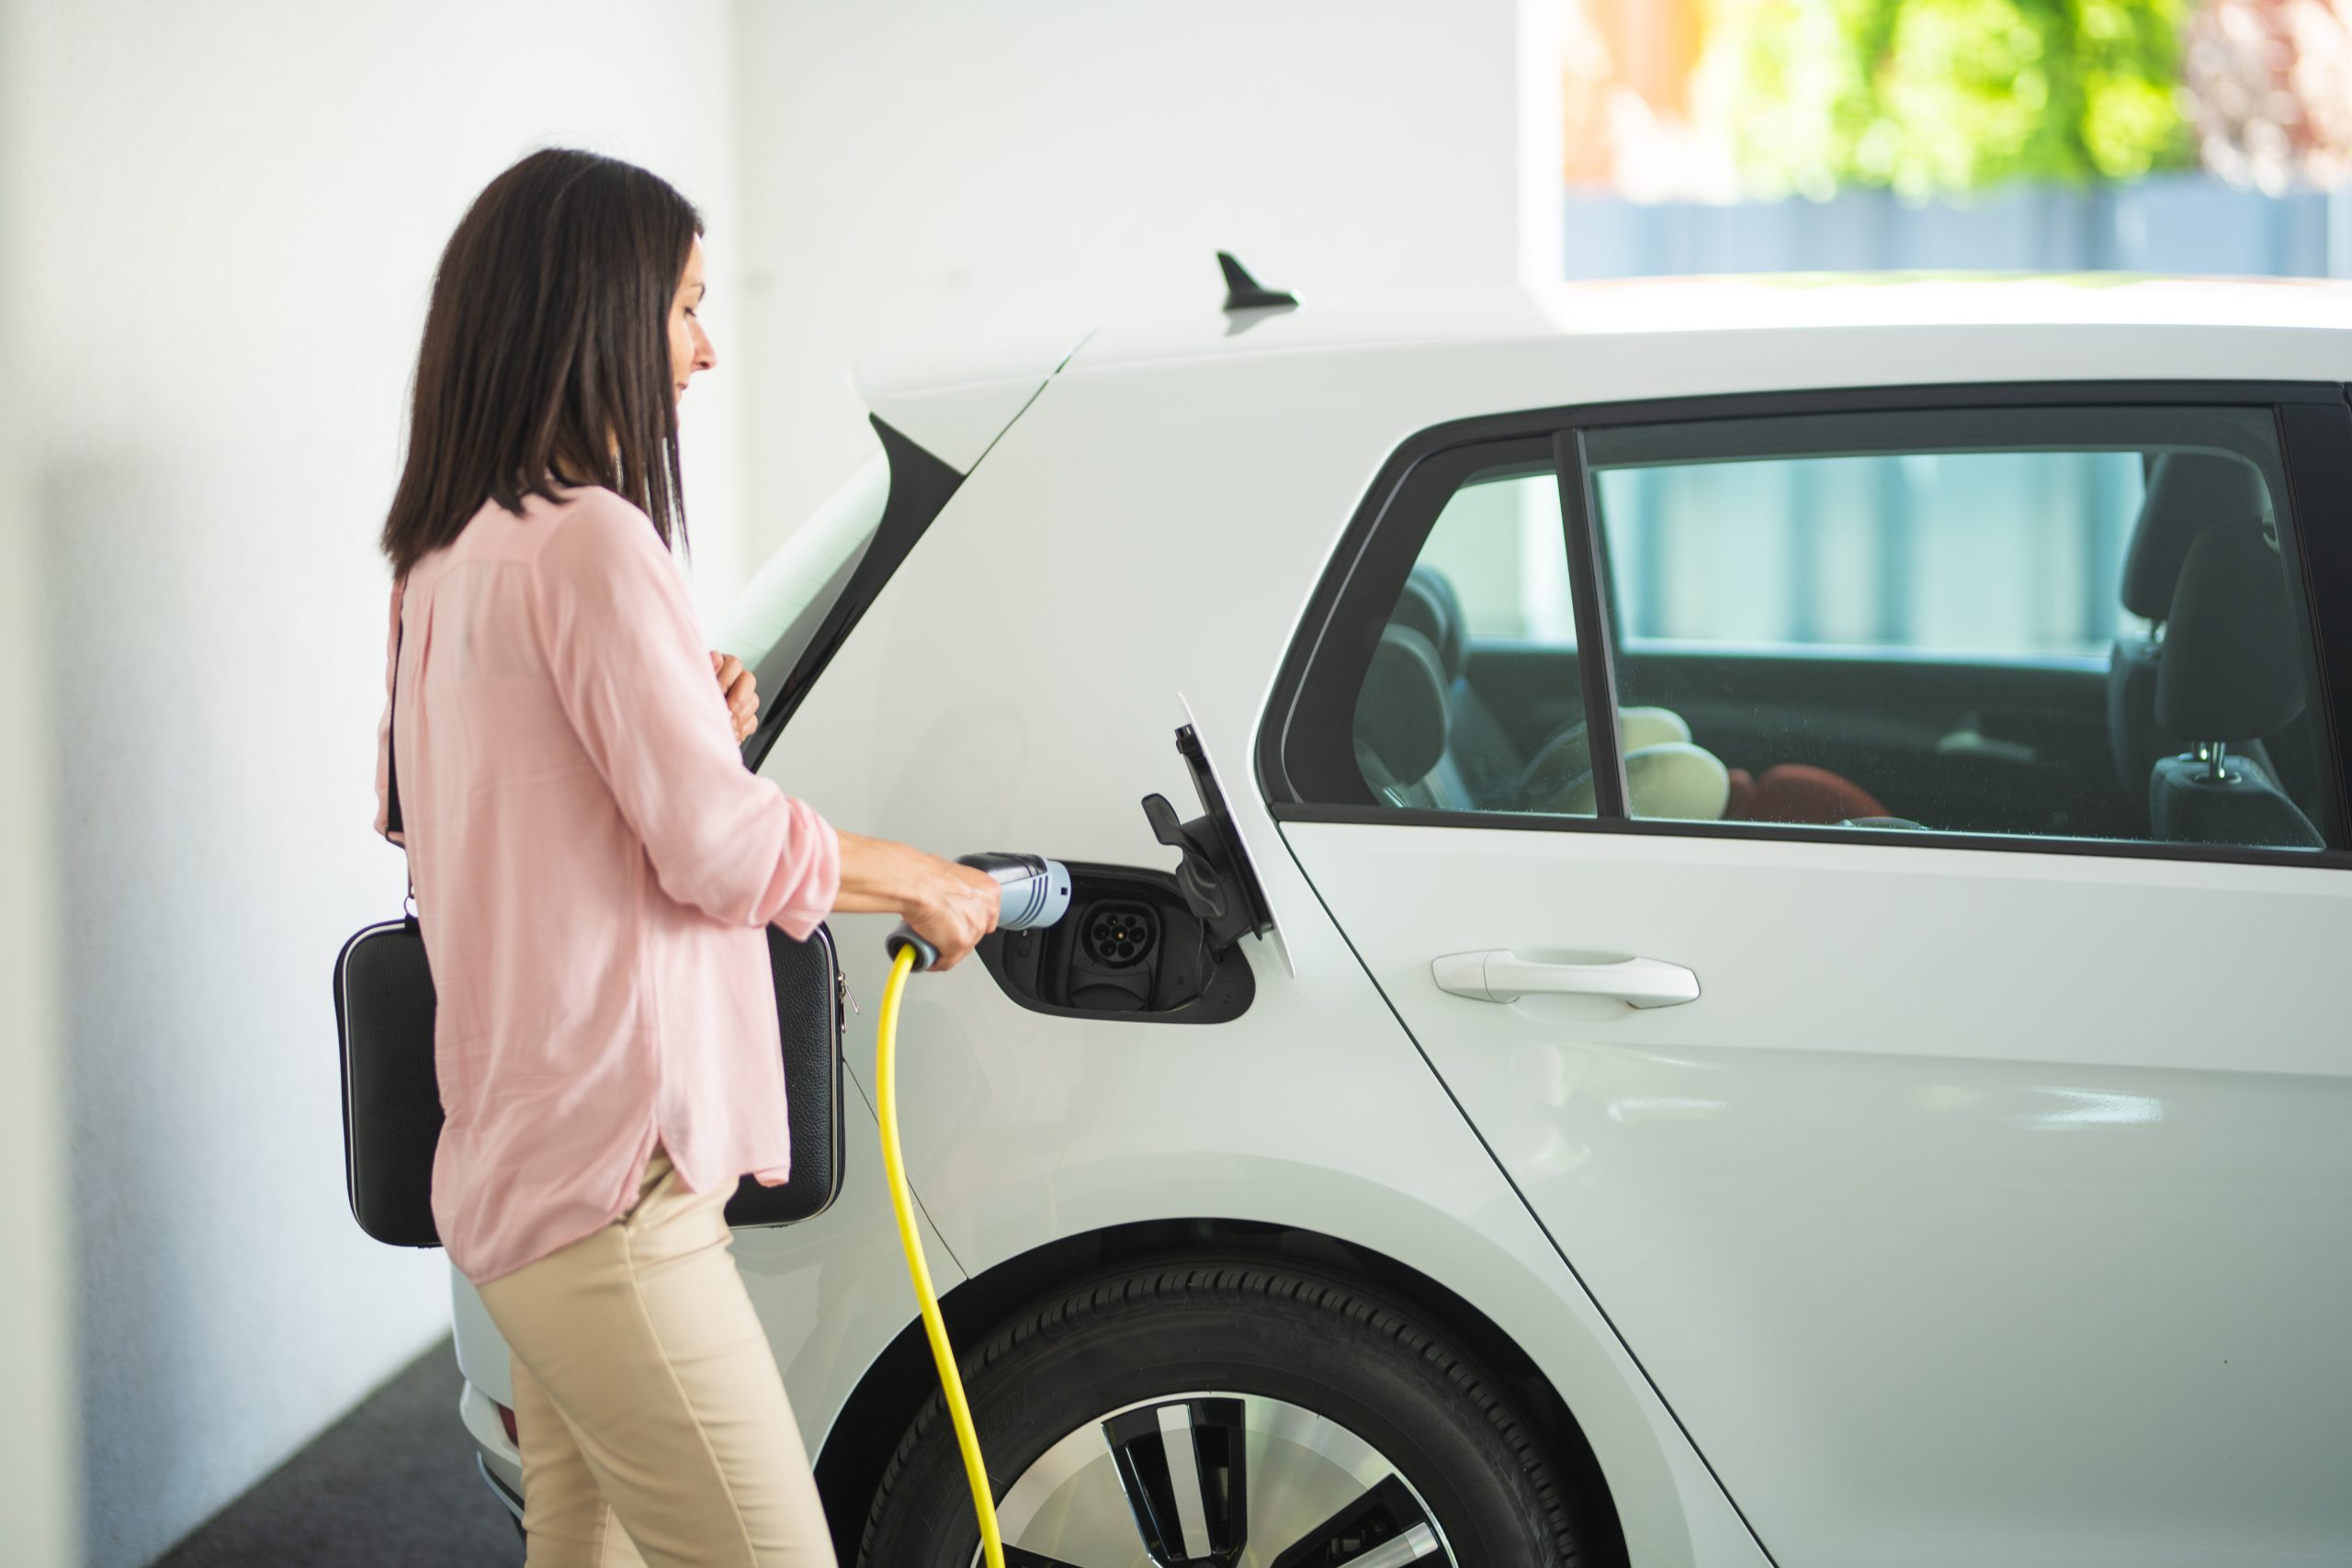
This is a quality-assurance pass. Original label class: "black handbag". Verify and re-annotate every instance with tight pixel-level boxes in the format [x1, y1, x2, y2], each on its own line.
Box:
[332, 607, 848, 1248]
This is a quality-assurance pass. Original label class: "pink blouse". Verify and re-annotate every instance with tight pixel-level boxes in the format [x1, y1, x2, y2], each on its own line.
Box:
[373, 484, 841, 1285]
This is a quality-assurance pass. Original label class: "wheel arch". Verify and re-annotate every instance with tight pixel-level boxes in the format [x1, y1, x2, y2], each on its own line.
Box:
[812, 1214, 1629, 1568]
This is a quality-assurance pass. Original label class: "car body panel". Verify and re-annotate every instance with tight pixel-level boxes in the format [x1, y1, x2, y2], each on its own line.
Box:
[852, 322, 1091, 473]
[1064, 275, 2352, 380]
[458, 1374, 522, 1517]
[745, 377, 1770, 1565]
[1282, 820, 2352, 1567]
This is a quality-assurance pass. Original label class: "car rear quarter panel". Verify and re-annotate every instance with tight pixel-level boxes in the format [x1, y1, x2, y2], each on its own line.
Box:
[749, 360, 1785, 1566]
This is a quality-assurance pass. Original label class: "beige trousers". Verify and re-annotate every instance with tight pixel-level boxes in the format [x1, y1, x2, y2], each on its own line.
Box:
[476, 1141, 840, 1568]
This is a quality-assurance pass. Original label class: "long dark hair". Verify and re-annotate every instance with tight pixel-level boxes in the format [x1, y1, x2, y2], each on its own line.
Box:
[380, 148, 702, 580]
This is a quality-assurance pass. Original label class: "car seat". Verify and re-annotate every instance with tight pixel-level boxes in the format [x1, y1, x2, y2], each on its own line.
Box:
[1390, 567, 1713, 806]
[1391, 568, 1544, 804]
[2145, 519, 2323, 850]
[2109, 453, 2276, 812]
[1392, 564, 1878, 824]
[1351, 622, 1464, 809]
[1351, 613, 1732, 819]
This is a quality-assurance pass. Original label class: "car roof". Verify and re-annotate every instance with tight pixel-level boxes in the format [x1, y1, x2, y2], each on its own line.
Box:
[857, 273, 2352, 468]
[1064, 272, 2352, 371]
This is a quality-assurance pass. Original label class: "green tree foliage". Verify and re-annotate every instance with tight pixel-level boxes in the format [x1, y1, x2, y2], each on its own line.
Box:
[1697, 0, 2197, 197]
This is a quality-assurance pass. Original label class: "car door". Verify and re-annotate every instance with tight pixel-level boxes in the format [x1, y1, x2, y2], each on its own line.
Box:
[1262, 386, 2352, 1567]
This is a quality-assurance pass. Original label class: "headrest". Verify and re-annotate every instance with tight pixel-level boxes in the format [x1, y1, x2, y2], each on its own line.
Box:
[2123, 454, 2269, 620]
[2155, 521, 2305, 742]
[1399, 566, 1466, 679]
[1352, 624, 1451, 787]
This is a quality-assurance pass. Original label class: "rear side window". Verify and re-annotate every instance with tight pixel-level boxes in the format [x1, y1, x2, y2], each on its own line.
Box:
[1415, 468, 1577, 647]
[1585, 404, 2341, 851]
[1266, 388, 2350, 864]
[715, 447, 888, 712]
[1597, 447, 2148, 659]
[1346, 458, 1604, 815]
[725, 418, 964, 770]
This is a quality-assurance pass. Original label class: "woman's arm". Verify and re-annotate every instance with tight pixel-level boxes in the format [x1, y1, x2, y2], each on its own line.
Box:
[530, 494, 1000, 970]
[708, 658, 997, 967]
[531, 497, 840, 936]
[831, 831, 1000, 971]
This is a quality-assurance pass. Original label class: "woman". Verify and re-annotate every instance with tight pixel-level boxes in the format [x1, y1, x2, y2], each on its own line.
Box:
[371, 147, 999, 1567]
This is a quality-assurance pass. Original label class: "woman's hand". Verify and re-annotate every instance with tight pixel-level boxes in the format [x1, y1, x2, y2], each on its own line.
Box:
[831, 833, 1001, 971]
[901, 858, 1002, 972]
[712, 652, 758, 743]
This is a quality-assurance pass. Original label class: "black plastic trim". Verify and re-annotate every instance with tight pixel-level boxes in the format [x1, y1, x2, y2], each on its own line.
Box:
[1217, 251, 1297, 312]
[475, 1453, 524, 1520]
[2278, 398, 2352, 847]
[743, 415, 963, 773]
[1267, 799, 2352, 871]
[1555, 428, 1625, 818]
[1146, 725, 1277, 951]
[1258, 377, 2351, 874]
[1511, 377, 2339, 432]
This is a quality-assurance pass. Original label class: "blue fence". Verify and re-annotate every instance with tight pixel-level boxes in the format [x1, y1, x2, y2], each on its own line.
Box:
[1563, 173, 2352, 279]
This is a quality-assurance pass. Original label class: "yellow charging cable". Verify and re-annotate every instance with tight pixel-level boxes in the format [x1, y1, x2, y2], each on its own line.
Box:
[874, 942, 1007, 1568]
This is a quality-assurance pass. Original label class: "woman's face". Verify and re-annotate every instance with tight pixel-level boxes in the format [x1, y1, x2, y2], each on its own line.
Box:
[669, 236, 717, 407]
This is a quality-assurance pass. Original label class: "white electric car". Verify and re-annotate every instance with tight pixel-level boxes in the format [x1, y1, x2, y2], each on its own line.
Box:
[452, 268, 2352, 1568]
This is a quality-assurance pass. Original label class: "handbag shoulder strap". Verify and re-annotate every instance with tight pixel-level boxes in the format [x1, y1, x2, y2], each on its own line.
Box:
[387, 612, 404, 838]
[388, 587, 413, 908]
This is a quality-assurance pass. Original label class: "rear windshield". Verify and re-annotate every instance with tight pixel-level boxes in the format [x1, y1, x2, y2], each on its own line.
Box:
[713, 447, 888, 714]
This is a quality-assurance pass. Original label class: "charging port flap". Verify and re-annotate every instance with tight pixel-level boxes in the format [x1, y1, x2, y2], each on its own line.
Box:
[973, 703, 1290, 1024]
[1141, 697, 1291, 976]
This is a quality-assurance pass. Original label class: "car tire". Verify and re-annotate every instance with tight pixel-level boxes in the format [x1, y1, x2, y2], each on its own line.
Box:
[855, 1257, 1587, 1567]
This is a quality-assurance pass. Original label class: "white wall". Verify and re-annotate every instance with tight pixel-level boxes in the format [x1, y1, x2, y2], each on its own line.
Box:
[0, 6, 79, 1563]
[731, 0, 1557, 555]
[3, 4, 745, 1563]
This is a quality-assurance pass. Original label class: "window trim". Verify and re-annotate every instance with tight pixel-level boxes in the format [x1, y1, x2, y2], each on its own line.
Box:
[742, 415, 962, 773]
[1555, 427, 1627, 818]
[1258, 378, 2352, 872]
[2277, 398, 2352, 850]
[1262, 434, 1556, 808]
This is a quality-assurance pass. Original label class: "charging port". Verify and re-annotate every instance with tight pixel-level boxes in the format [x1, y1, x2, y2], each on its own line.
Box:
[975, 723, 1275, 1024]
[977, 862, 1253, 1023]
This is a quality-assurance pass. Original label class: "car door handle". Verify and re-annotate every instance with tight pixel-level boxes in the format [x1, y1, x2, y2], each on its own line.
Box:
[1431, 951, 1700, 1009]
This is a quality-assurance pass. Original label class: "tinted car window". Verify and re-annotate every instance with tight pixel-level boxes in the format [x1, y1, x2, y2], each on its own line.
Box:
[1584, 404, 2343, 851]
[1335, 451, 1620, 817]
[713, 448, 888, 716]
[1347, 462, 1593, 814]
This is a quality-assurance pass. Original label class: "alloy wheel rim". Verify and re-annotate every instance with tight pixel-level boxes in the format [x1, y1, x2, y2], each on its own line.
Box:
[970, 1389, 1459, 1568]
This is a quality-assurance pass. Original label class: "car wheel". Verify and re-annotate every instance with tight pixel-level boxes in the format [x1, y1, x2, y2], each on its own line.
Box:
[855, 1259, 1586, 1567]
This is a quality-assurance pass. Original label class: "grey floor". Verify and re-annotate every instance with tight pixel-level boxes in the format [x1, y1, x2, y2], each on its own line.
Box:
[153, 1335, 520, 1567]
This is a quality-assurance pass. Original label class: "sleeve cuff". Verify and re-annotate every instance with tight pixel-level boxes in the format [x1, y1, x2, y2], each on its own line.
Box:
[766, 807, 842, 941]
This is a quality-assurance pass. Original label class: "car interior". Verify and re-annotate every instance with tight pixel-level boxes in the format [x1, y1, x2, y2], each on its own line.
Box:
[1351, 449, 2337, 852]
